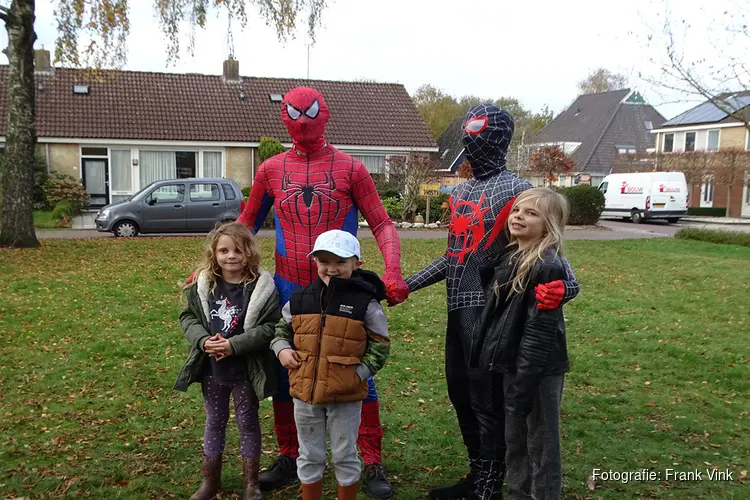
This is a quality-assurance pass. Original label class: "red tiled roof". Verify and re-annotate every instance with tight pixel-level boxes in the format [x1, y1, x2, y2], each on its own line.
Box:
[0, 66, 436, 149]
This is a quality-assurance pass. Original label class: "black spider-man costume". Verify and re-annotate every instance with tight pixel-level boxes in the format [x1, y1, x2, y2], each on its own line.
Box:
[406, 104, 579, 499]
[238, 87, 407, 494]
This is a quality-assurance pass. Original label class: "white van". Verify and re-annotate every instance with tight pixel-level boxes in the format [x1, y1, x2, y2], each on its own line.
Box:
[598, 172, 688, 223]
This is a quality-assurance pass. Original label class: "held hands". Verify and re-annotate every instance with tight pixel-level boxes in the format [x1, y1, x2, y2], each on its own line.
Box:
[278, 348, 302, 370]
[203, 333, 232, 361]
[382, 271, 409, 306]
[534, 280, 565, 310]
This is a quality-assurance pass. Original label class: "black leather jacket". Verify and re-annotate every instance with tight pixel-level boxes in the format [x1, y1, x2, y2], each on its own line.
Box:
[469, 248, 570, 418]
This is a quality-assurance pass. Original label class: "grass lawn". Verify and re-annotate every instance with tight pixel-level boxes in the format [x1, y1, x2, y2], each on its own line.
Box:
[0, 237, 748, 499]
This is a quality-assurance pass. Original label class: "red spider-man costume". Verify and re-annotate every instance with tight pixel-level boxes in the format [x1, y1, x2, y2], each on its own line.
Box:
[237, 87, 406, 495]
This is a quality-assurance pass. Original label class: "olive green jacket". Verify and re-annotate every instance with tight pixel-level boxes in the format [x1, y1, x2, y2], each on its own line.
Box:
[174, 268, 280, 398]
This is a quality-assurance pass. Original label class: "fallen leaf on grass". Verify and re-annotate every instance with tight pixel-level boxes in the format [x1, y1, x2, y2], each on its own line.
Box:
[587, 474, 596, 490]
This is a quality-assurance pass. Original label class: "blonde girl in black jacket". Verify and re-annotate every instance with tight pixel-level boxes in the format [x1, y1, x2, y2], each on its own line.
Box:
[470, 187, 571, 500]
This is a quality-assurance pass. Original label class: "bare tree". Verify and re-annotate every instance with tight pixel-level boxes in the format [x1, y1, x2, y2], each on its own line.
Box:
[578, 68, 629, 94]
[386, 154, 439, 220]
[639, 1, 750, 131]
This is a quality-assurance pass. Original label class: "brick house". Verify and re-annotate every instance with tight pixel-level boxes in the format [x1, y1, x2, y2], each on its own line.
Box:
[650, 92, 750, 217]
[0, 50, 436, 208]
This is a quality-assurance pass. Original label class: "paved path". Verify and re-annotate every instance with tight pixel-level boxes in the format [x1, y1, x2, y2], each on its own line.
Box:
[35, 218, 750, 241]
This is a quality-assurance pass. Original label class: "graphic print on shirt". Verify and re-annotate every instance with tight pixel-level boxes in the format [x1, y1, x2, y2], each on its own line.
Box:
[210, 296, 241, 334]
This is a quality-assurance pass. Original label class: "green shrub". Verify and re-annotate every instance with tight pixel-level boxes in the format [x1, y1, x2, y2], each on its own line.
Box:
[241, 186, 251, 199]
[560, 185, 605, 225]
[687, 207, 726, 217]
[51, 200, 73, 222]
[414, 193, 449, 222]
[674, 228, 750, 247]
[382, 196, 403, 220]
[44, 173, 89, 214]
[375, 179, 401, 200]
[258, 137, 287, 163]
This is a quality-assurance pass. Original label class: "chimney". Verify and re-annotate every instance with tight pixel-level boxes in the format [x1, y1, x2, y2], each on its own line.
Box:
[223, 57, 240, 82]
[35, 49, 53, 74]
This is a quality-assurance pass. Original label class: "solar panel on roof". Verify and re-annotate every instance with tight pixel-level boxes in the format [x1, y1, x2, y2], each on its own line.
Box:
[664, 94, 750, 126]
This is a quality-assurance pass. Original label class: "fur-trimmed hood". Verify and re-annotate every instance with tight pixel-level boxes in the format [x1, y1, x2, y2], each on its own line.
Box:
[195, 268, 275, 331]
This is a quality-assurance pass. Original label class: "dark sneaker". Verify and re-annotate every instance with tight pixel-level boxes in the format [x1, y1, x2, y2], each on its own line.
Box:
[259, 454, 297, 492]
[428, 473, 474, 500]
[362, 463, 394, 499]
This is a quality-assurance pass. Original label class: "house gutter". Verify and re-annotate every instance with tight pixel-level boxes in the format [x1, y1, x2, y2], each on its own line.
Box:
[45, 143, 51, 174]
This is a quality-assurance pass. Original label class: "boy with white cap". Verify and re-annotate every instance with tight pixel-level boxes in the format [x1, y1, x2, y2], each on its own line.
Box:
[271, 229, 390, 500]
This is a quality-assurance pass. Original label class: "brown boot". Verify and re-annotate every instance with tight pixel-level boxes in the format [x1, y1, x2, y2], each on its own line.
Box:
[301, 480, 323, 500]
[190, 454, 222, 500]
[242, 457, 261, 500]
[337, 481, 358, 500]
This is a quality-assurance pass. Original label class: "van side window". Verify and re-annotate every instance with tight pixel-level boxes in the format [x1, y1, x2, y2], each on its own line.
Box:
[599, 182, 608, 193]
[222, 183, 237, 200]
[149, 184, 184, 203]
[190, 183, 220, 202]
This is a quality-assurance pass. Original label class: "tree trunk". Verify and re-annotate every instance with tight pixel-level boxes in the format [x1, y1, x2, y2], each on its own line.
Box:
[0, 0, 39, 248]
[726, 187, 731, 218]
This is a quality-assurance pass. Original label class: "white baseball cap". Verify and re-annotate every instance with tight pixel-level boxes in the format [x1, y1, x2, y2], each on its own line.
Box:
[307, 230, 361, 259]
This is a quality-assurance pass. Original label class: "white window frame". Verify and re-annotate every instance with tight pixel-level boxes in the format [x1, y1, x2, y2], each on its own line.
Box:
[662, 133, 675, 153]
[706, 129, 721, 152]
[684, 131, 697, 152]
[701, 174, 715, 206]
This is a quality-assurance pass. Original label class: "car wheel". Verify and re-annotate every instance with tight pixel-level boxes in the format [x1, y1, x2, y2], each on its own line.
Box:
[114, 220, 139, 237]
[667, 217, 679, 224]
[631, 211, 643, 224]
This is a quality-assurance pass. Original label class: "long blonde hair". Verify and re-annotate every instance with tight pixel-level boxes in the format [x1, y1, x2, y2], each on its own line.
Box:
[499, 188, 568, 298]
[186, 222, 261, 291]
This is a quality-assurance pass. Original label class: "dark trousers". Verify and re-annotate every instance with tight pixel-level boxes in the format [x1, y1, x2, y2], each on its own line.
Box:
[504, 375, 565, 500]
[201, 375, 261, 459]
[446, 308, 506, 467]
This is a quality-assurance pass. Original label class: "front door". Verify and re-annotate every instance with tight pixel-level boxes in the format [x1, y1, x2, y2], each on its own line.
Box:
[82, 158, 109, 208]
[742, 172, 750, 218]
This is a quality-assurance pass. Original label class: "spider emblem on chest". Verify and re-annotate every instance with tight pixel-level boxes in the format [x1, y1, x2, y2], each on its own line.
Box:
[280, 171, 340, 225]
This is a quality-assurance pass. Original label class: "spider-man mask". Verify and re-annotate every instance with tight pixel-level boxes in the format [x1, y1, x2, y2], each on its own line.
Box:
[282, 86, 331, 155]
[462, 104, 514, 179]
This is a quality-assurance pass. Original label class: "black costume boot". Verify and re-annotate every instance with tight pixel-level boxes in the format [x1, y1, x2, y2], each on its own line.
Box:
[258, 454, 297, 491]
[362, 463, 394, 499]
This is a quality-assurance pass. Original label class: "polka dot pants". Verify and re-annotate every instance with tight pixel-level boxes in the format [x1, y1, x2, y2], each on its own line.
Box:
[201, 376, 261, 459]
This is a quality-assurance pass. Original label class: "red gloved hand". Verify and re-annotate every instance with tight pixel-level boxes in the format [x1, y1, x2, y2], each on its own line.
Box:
[535, 280, 565, 310]
[382, 271, 409, 306]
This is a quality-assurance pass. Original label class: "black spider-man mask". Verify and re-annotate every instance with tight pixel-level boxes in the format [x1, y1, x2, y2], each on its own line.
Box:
[282, 86, 331, 155]
[462, 104, 514, 179]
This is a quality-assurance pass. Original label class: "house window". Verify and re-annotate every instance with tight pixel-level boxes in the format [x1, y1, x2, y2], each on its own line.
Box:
[176, 151, 197, 178]
[644, 120, 653, 130]
[81, 147, 107, 156]
[617, 146, 637, 154]
[685, 132, 696, 152]
[110, 149, 132, 203]
[663, 133, 674, 153]
[707, 130, 720, 152]
[203, 151, 222, 177]
[702, 176, 714, 203]
[352, 155, 387, 182]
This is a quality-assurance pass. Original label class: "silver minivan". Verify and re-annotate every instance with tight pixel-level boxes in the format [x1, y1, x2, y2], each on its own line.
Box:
[95, 178, 243, 237]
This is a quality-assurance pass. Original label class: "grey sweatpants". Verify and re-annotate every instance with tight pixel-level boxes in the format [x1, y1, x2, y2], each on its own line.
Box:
[504, 374, 565, 500]
[293, 398, 362, 486]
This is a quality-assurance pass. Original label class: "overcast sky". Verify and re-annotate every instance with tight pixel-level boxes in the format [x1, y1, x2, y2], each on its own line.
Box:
[5, 0, 743, 121]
